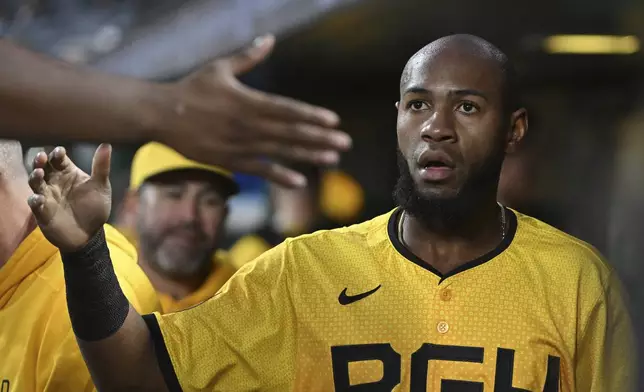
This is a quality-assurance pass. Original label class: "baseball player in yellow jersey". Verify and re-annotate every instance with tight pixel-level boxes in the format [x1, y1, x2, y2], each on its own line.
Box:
[27, 34, 635, 392]
[115, 142, 239, 313]
[0, 140, 159, 391]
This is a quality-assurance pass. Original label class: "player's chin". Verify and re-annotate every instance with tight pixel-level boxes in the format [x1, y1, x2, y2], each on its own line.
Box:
[420, 190, 462, 205]
[157, 258, 207, 278]
[414, 179, 461, 199]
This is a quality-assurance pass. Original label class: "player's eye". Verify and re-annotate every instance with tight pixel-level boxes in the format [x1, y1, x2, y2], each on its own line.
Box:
[456, 102, 479, 114]
[164, 188, 183, 200]
[201, 193, 223, 207]
[407, 100, 429, 111]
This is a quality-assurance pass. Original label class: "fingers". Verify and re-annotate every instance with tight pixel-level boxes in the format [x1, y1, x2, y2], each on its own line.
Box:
[27, 168, 53, 224]
[223, 34, 275, 76]
[240, 87, 343, 129]
[251, 120, 351, 153]
[32, 146, 73, 180]
[32, 151, 49, 171]
[251, 142, 340, 166]
[28, 167, 47, 195]
[232, 159, 307, 188]
[91, 143, 112, 186]
[27, 193, 47, 222]
[48, 146, 72, 172]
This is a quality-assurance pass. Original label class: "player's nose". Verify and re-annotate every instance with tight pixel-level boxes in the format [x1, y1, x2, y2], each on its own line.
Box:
[420, 109, 457, 144]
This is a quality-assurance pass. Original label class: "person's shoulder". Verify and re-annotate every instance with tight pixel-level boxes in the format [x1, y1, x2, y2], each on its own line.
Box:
[103, 224, 160, 313]
[290, 210, 393, 244]
[285, 210, 393, 253]
[512, 210, 613, 285]
[242, 211, 393, 268]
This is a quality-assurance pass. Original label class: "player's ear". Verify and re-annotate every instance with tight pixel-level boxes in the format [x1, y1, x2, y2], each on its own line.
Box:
[506, 108, 528, 154]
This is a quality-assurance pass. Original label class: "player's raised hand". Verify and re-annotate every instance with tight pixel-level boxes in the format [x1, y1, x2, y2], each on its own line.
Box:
[27, 144, 112, 253]
[153, 34, 352, 188]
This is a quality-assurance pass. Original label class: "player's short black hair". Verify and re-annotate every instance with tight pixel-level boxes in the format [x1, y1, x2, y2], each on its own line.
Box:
[400, 34, 522, 116]
[494, 48, 522, 115]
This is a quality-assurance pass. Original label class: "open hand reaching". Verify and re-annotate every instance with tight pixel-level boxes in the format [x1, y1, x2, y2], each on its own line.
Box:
[27, 144, 113, 253]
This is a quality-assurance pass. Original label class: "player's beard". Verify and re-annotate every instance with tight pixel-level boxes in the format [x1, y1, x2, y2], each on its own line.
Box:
[137, 221, 215, 280]
[393, 147, 504, 233]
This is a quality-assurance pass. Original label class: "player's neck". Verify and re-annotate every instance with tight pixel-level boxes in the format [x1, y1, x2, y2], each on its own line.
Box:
[401, 198, 504, 275]
[138, 256, 210, 300]
[0, 179, 37, 268]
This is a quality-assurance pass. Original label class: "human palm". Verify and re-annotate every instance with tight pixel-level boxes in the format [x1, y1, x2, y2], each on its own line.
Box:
[28, 144, 112, 252]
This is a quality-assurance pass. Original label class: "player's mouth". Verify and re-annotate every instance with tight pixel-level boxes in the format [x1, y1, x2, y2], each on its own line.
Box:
[166, 230, 203, 246]
[167, 235, 197, 247]
[417, 150, 455, 181]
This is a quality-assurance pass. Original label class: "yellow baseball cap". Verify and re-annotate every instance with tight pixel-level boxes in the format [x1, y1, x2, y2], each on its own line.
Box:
[130, 142, 239, 196]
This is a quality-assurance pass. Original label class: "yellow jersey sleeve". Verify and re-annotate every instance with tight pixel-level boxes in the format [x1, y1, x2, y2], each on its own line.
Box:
[144, 241, 297, 392]
[106, 225, 160, 314]
[575, 271, 636, 391]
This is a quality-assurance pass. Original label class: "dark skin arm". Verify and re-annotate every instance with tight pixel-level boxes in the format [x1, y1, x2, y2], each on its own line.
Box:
[0, 36, 352, 187]
[79, 308, 167, 391]
[27, 145, 169, 391]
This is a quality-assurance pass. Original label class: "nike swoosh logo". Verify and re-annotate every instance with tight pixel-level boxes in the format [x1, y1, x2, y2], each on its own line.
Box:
[338, 285, 382, 305]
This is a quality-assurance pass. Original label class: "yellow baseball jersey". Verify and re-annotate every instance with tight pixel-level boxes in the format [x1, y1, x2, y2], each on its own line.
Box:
[0, 225, 159, 391]
[144, 207, 635, 391]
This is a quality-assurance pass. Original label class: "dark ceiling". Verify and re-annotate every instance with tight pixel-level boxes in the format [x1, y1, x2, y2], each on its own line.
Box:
[271, 0, 644, 87]
[2, 0, 642, 86]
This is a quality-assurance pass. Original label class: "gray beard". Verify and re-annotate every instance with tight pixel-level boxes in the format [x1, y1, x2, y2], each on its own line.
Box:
[137, 227, 214, 280]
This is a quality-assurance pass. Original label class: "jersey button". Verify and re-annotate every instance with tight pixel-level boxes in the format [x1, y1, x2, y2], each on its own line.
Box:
[440, 289, 452, 301]
[437, 321, 449, 334]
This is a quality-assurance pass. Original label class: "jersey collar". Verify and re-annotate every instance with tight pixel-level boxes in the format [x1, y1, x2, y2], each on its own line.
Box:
[387, 206, 518, 283]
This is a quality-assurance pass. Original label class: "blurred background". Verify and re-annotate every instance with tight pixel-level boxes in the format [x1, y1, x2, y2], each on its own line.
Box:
[3, 0, 644, 384]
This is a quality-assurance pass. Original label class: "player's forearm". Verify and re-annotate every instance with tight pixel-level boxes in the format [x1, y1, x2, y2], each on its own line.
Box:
[0, 39, 162, 144]
[60, 229, 167, 391]
[79, 307, 169, 392]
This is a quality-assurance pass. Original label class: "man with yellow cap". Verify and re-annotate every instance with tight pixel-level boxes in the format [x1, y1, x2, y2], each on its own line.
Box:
[115, 142, 239, 313]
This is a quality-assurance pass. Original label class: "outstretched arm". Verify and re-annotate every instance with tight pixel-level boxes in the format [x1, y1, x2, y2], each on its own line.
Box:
[28, 145, 168, 391]
[0, 40, 154, 145]
[1, 36, 352, 187]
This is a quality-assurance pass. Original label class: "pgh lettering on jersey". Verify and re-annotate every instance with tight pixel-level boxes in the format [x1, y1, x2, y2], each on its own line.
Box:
[144, 208, 635, 391]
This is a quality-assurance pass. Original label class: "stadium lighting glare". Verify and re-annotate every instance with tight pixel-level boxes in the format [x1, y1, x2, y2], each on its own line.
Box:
[543, 35, 640, 55]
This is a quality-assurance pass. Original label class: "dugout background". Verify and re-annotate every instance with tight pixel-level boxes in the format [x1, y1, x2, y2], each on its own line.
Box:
[4, 0, 644, 388]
